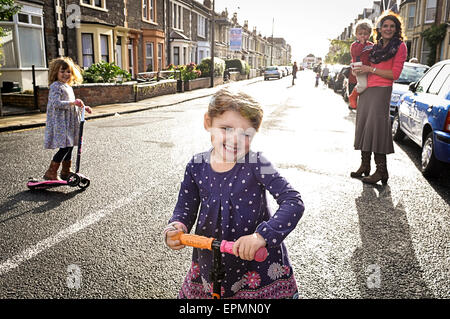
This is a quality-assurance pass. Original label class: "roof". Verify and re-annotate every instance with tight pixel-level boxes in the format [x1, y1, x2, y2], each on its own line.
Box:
[170, 30, 190, 40]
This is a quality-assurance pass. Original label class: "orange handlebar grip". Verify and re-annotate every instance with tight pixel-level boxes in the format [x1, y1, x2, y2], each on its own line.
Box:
[173, 233, 215, 250]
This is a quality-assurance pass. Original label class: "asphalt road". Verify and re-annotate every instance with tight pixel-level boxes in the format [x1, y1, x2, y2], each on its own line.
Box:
[0, 71, 449, 298]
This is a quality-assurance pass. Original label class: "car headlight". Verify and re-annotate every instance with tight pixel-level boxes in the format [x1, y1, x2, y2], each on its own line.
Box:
[391, 93, 401, 103]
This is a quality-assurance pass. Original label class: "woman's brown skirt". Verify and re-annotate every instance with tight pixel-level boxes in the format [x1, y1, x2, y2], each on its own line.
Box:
[354, 86, 394, 154]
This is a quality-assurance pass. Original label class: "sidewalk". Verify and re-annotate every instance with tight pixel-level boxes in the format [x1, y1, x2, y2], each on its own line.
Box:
[0, 77, 263, 132]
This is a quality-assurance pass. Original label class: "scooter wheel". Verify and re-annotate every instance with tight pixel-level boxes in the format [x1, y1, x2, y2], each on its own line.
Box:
[67, 173, 81, 187]
[79, 177, 90, 189]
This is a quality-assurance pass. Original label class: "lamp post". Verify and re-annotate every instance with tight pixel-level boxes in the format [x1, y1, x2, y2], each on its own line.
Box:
[270, 17, 274, 66]
[210, 0, 215, 88]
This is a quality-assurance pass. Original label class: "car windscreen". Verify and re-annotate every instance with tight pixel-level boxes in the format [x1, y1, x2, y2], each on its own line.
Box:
[265, 67, 277, 71]
[396, 65, 429, 84]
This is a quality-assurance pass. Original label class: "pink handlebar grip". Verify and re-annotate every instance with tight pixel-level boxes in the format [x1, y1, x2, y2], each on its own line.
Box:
[220, 240, 268, 262]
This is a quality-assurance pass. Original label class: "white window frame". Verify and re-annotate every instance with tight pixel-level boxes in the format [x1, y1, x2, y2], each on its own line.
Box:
[197, 14, 206, 38]
[415, 0, 422, 26]
[146, 42, 154, 71]
[80, 0, 108, 12]
[0, 4, 46, 70]
[171, 1, 183, 31]
[81, 33, 94, 68]
[100, 34, 109, 62]
[425, 0, 437, 23]
[420, 38, 431, 64]
[157, 43, 163, 71]
[142, 0, 155, 23]
[407, 4, 416, 29]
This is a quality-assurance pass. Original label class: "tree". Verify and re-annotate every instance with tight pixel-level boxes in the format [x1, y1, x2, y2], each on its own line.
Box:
[422, 23, 447, 66]
[0, 0, 22, 116]
[325, 39, 353, 65]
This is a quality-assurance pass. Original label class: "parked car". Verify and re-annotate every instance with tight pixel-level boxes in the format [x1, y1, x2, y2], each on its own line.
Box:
[264, 66, 282, 80]
[392, 59, 450, 177]
[333, 66, 350, 93]
[327, 64, 346, 89]
[390, 62, 430, 121]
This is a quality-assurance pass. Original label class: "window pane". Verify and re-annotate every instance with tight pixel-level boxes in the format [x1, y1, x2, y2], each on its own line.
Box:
[425, 0, 437, 22]
[417, 65, 441, 93]
[150, 0, 154, 21]
[31, 15, 42, 25]
[143, 0, 147, 19]
[18, 13, 29, 23]
[95, 0, 102, 7]
[0, 26, 17, 68]
[428, 65, 450, 95]
[408, 5, 415, 29]
[146, 43, 153, 71]
[158, 43, 162, 71]
[101, 35, 109, 62]
[174, 46, 179, 65]
[83, 0, 90, 4]
[18, 26, 44, 67]
[82, 33, 94, 67]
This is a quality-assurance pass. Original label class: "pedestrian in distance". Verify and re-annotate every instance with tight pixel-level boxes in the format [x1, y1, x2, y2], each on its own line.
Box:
[292, 61, 298, 85]
[43, 57, 92, 181]
[351, 11, 407, 185]
[163, 88, 305, 299]
[315, 72, 320, 87]
[348, 19, 374, 109]
[321, 65, 329, 85]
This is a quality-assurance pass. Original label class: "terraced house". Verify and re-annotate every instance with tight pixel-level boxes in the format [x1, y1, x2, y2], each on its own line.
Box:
[1, 0, 293, 91]
[399, 0, 450, 64]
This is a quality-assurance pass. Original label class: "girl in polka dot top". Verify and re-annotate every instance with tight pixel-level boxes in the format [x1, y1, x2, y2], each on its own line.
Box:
[164, 88, 305, 299]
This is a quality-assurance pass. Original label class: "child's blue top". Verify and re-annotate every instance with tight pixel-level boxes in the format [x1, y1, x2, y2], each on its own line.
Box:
[169, 149, 305, 299]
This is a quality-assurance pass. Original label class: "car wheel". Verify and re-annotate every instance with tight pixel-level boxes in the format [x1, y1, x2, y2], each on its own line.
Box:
[392, 113, 405, 142]
[421, 132, 441, 178]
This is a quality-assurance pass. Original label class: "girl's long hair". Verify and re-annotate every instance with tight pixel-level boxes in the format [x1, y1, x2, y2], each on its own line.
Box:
[373, 11, 406, 43]
[48, 57, 83, 86]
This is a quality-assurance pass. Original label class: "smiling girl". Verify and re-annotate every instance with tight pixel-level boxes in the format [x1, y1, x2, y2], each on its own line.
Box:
[43, 57, 92, 181]
[164, 88, 305, 299]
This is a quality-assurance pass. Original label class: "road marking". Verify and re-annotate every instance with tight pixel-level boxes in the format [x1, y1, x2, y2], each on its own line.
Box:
[0, 190, 144, 276]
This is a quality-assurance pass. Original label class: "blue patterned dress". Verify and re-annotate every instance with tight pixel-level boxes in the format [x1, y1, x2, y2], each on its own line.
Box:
[44, 81, 80, 149]
[169, 150, 305, 299]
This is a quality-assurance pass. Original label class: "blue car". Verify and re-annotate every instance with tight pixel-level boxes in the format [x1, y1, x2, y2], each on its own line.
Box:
[392, 59, 450, 177]
[389, 62, 429, 121]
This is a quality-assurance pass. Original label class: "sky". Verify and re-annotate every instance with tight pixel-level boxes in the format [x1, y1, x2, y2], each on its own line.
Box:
[214, 0, 379, 61]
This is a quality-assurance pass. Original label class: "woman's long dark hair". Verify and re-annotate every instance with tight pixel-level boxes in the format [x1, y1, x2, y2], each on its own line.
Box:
[373, 11, 405, 44]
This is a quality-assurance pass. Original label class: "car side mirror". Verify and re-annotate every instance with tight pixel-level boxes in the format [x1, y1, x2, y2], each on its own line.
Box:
[409, 81, 417, 93]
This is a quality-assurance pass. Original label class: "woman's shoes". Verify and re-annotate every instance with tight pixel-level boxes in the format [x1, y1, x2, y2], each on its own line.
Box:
[350, 151, 371, 178]
[362, 153, 389, 185]
[351, 152, 389, 184]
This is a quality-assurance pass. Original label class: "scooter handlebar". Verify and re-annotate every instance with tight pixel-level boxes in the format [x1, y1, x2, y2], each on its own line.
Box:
[220, 240, 268, 262]
[170, 233, 268, 262]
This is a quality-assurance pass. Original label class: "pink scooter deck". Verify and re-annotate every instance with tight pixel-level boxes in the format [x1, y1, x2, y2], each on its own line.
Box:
[27, 179, 68, 190]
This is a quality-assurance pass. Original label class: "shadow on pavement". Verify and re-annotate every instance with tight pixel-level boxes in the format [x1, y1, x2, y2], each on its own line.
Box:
[395, 138, 450, 205]
[351, 184, 434, 298]
[0, 189, 83, 223]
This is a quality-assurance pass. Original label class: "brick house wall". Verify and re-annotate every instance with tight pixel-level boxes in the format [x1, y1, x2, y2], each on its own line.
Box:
[42, 0, 59, 63]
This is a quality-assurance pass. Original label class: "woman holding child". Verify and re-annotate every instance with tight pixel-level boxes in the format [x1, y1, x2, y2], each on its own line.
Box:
[351, 12, 407, 185]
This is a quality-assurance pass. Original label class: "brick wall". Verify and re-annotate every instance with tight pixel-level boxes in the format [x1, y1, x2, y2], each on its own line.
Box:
[37, 80, 177, 112]
[37, 82, 135, 112]
[135, 80, 177, 100]
[1, 93, 36, 108]
[184, 77, 210, 91]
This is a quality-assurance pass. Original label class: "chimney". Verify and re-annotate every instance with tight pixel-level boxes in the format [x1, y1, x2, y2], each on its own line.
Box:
[203, 0, 211, 9]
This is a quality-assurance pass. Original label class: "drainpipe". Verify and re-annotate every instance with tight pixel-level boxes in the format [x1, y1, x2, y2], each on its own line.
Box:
[166, 0, 171, 66]
[53, 0, 62, 57]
